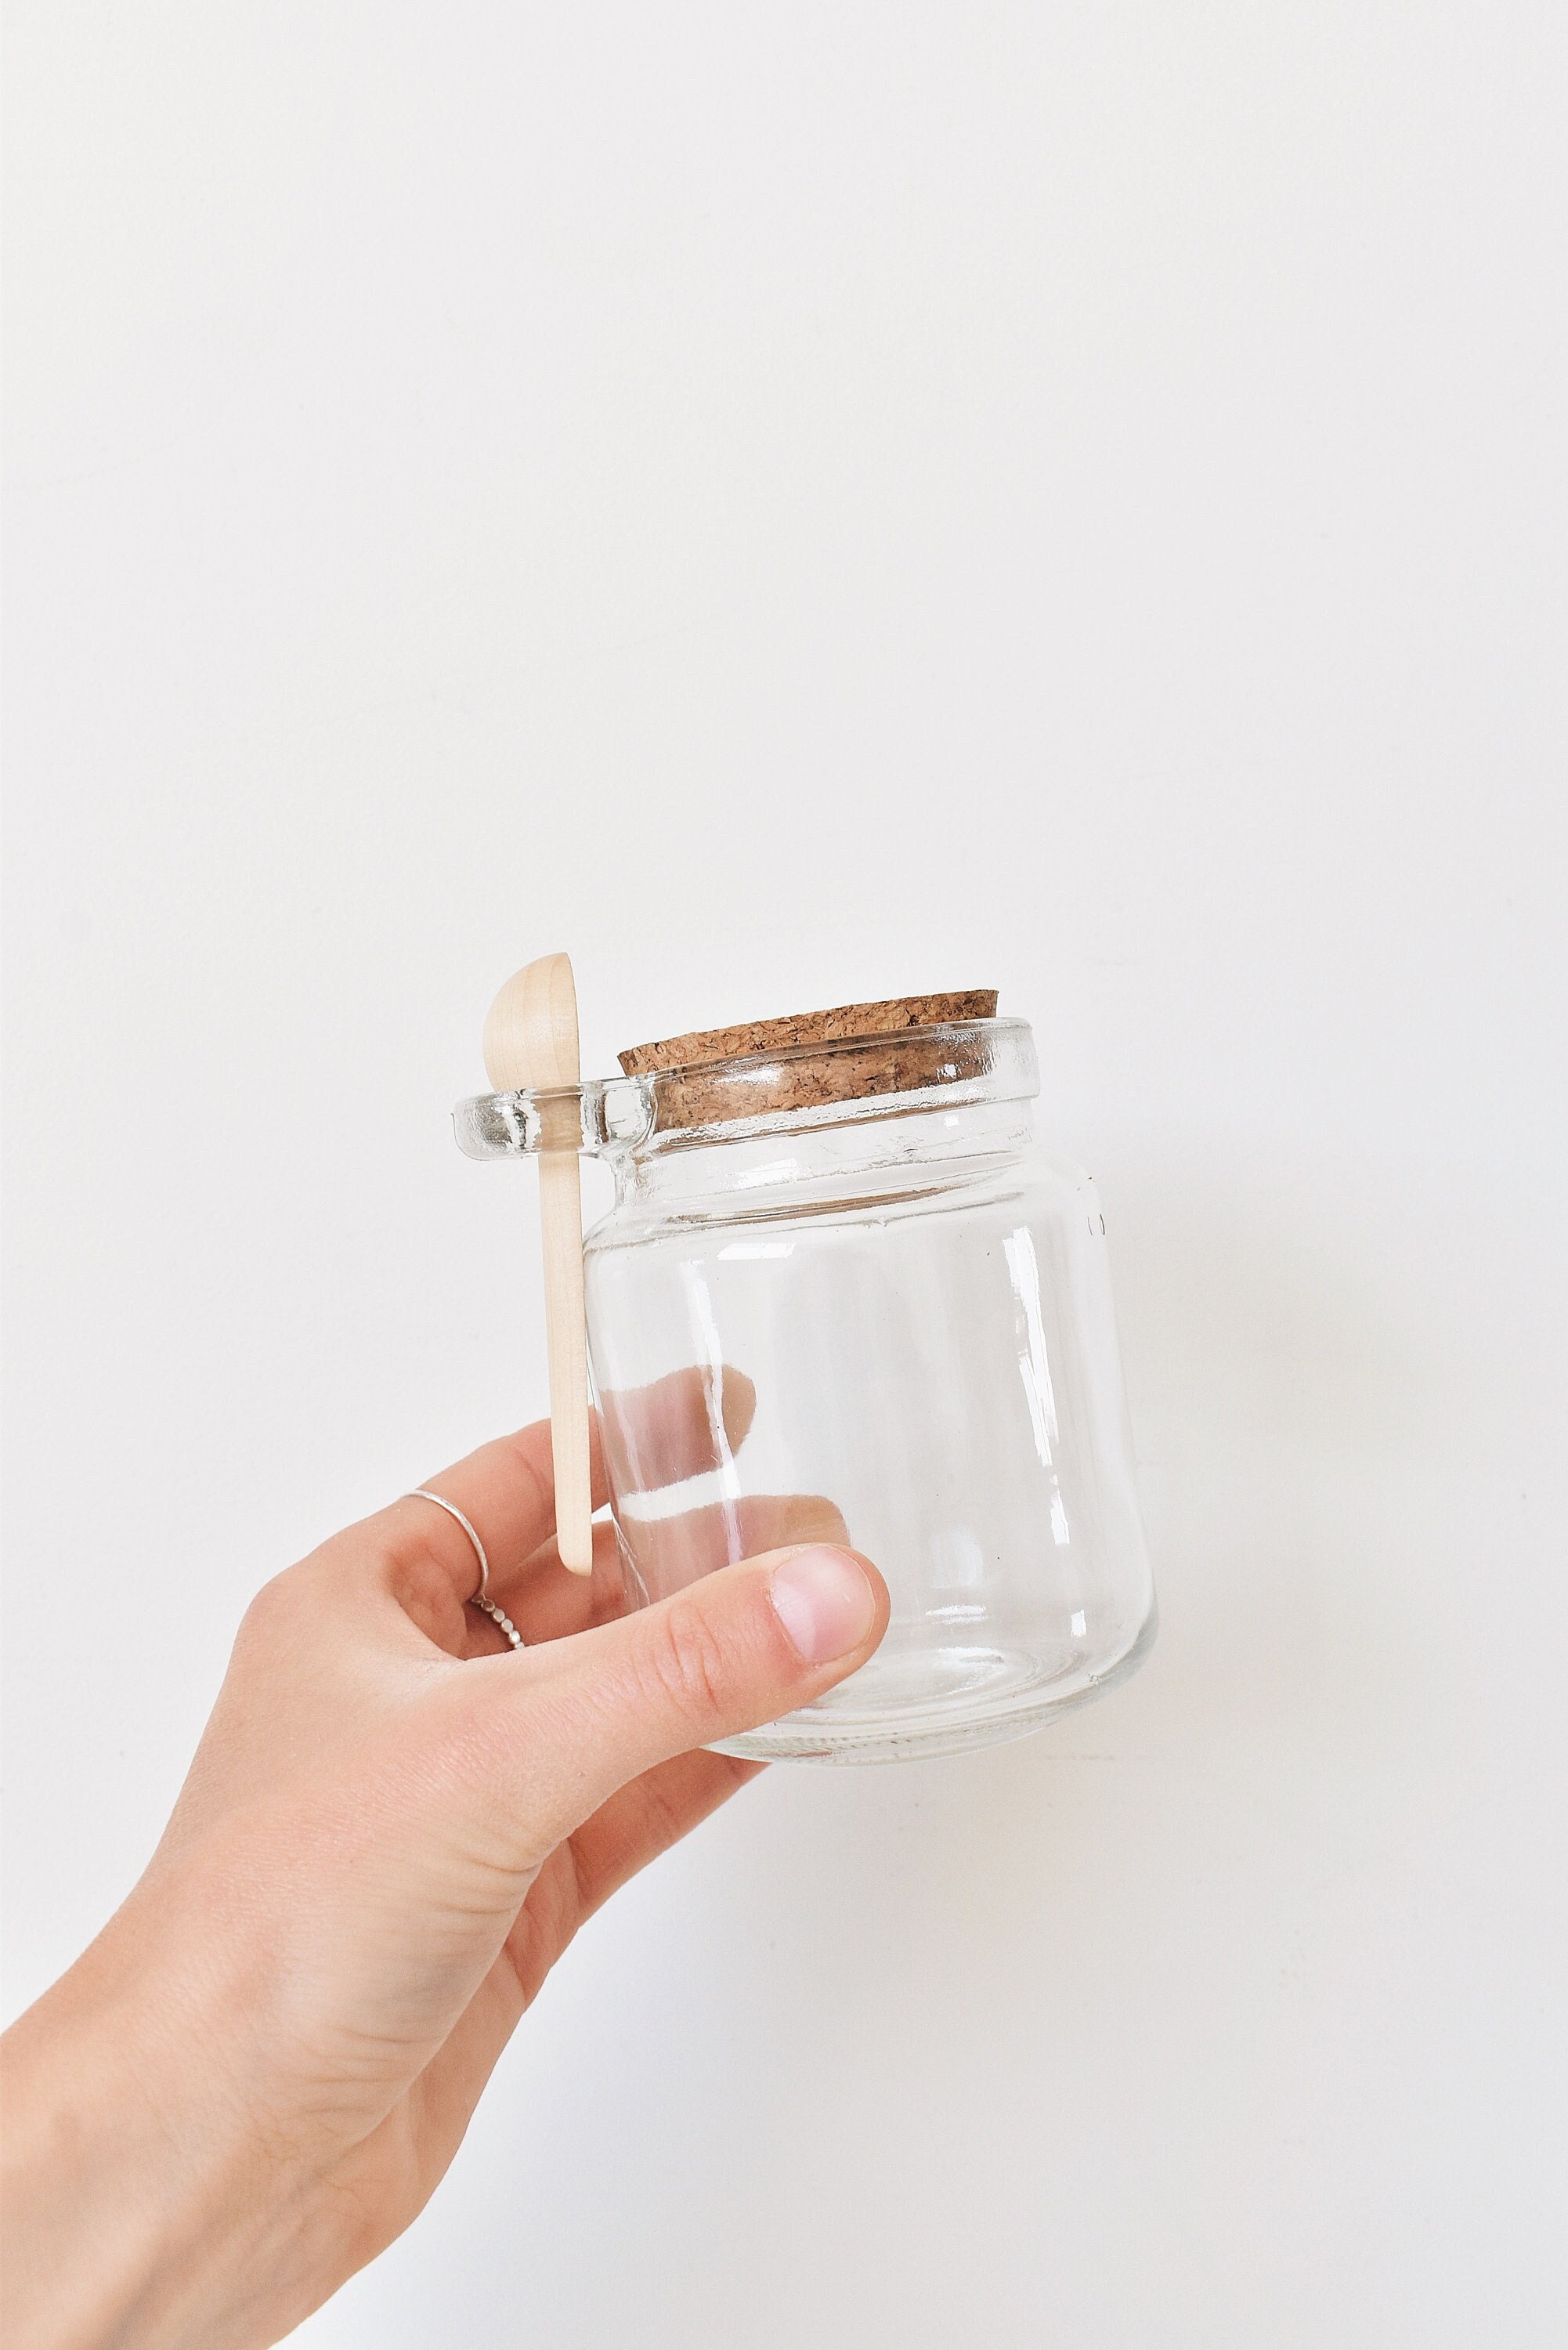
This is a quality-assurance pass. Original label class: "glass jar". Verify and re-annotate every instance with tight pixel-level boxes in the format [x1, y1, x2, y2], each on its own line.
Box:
[455, 1002, 1156, 1762]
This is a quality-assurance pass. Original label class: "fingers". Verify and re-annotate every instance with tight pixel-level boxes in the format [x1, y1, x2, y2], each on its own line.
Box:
[358, 1420, 603, 1622]
[469, 1543, 888, 1842]
[486, 1518, 629, 1649]
[620, 1491, 850, 1603]
[599, 1365, 757, 1496]
[365, 1366, 760, 1623]
[487, 1494, 851, 1650]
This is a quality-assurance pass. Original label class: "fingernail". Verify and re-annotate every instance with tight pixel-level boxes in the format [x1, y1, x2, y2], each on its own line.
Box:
[769, 1548, 876, 1666]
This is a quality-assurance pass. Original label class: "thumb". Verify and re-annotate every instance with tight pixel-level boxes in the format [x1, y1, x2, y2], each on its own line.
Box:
[491, 1543, 888, 1831]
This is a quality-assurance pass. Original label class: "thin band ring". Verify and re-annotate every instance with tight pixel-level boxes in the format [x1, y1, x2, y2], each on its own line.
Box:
[399, 1489, 524, 1650]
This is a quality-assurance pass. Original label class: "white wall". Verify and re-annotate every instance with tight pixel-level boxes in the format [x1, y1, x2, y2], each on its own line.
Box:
[5, 6, 1566, 2343]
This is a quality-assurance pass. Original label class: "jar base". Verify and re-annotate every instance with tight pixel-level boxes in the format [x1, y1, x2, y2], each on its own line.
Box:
[710, 1605, 1158, 1766]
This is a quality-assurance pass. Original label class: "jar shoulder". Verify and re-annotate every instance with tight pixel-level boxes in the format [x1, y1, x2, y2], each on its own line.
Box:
[585, 1134, 1098, 1253]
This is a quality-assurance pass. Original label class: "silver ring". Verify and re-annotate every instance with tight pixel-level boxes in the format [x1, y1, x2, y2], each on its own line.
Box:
[400, 1489, 523, 1650]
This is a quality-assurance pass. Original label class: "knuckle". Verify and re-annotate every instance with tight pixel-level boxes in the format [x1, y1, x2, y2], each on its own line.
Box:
[501, 1433, 554, 1526]
[638, 1595, 735, 1724]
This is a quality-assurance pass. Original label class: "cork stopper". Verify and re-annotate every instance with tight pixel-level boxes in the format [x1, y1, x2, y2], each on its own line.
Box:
[618, 990, 1000, 1132]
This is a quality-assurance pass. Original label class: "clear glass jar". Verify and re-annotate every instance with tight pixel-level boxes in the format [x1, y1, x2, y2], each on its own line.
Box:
[455, 1012, 1155, 1762]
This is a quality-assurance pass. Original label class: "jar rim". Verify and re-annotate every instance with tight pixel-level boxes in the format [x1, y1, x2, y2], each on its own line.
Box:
[618, 990, 999, 1079]
[637, 1016, 1039, 1149]
[453, 1017, 1039, 1161]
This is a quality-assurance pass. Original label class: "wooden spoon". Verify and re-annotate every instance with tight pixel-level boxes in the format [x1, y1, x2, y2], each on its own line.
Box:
[482, 953, 594, 1575]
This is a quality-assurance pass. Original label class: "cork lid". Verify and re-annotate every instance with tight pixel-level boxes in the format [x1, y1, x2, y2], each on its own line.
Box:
[618, 990, 1001, 1132]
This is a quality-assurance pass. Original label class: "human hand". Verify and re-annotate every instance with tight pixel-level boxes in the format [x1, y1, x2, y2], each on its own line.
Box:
[0, 1388, 887, 2349]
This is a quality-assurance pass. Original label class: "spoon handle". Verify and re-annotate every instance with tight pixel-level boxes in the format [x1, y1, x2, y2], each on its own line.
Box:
[482, 951, 594, 1576]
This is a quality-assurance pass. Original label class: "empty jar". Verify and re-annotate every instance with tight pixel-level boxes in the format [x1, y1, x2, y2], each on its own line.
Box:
[455, 992, 1156, 1762]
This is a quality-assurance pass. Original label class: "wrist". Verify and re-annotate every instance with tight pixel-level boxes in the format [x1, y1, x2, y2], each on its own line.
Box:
[1, 1870, 305, 2350]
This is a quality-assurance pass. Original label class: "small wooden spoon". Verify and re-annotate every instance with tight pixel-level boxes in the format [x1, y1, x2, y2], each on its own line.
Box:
[482, 953, 594, 1575]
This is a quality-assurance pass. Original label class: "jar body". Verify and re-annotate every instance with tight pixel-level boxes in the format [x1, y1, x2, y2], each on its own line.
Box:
[584, 1088, 1155, 1762]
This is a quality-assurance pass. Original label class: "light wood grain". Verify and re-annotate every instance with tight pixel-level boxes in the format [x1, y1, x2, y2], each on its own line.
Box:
[483, 953, 594, 1575]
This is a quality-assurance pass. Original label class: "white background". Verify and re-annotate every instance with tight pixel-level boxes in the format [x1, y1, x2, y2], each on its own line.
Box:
[5, 5, 1566, 2344]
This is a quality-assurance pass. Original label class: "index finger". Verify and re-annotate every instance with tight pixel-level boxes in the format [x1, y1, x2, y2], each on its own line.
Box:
[372, 1419, 605, 1607]
[368, 1363, 758, 1614]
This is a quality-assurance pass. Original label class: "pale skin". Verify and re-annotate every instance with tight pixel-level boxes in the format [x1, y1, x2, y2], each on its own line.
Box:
[0, 1390, 888, 2348]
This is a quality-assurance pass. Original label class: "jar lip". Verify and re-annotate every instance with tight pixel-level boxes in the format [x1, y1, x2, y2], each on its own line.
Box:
[637, 1016, 1037, 1140]
[648, 1012, 1027, 1084]
[618, 991, 1000, 1079]
[452, 1018, 1039, 1160]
